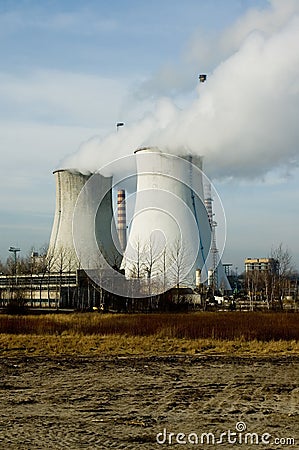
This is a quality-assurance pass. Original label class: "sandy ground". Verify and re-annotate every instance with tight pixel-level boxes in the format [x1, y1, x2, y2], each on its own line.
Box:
[0, 355, 298, 449]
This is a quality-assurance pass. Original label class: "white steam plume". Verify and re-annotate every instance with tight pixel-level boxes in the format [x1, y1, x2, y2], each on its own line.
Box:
[62, 0, 299, 179]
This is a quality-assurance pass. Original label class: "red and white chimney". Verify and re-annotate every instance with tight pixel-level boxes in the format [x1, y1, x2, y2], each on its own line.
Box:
[117, 189, 127, 252]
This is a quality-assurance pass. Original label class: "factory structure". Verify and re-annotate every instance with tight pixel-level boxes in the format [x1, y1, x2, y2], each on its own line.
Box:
[0, 147, 232, 312]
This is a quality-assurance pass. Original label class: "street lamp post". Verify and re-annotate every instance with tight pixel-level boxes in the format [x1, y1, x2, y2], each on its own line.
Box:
[116, 122, 124, 131]
[8, 247, 20, 302]
[9, 246, 20, 282]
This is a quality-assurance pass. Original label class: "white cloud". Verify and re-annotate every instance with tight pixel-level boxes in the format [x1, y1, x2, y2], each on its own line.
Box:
[44, 12, 118, 34]
[186, 0, 299, 71]
[0, 70, 131, 127]
[1, 0, 298, 268]
[219, 166, 299, 269]
[0, 8, 118, 36]
[65, 0, 299, 180]
[0, 121, 101, 214]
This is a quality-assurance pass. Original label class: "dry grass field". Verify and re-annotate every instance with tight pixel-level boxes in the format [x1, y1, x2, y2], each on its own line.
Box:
[0, 311, 298, 357]
[0, 312, 298, 449]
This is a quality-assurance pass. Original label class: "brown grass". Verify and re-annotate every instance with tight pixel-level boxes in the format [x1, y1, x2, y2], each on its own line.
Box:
[0, 312, 298, 340]
[0, 312, 298, 357]
[0, 334, 298, 357]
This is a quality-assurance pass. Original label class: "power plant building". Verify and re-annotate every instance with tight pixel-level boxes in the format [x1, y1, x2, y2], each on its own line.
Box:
[48, 150, 230, 294]
[0, 147, 233, 311]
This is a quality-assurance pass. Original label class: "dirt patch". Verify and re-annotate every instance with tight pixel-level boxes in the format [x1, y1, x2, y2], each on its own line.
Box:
[0, 356, 298, 449]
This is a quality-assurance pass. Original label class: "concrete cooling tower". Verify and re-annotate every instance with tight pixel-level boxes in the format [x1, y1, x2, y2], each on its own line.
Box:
[122, 147, 212, 290]
[47, 169, 120, 272]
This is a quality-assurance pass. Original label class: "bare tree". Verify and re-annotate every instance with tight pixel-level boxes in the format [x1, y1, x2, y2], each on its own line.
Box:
[246, 244, 296, 310]
[127, 237, 146, 279]
[5, 255, 16, 276]
[270, 243, 295, 309]
[246, 269, 265, 310]
[166, 239, 192, 305]
[168, 239, 192, 287]
[0, 259, 5, 274]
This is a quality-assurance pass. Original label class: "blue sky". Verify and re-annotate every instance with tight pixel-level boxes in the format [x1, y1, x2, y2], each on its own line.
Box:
[1, 0, 299, 273]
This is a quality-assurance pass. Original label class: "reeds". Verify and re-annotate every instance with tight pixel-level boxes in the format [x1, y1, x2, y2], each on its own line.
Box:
[0, 312, 298, 341]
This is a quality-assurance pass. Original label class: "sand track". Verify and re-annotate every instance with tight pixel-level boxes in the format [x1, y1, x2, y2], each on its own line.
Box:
[0, 356, 298, 449]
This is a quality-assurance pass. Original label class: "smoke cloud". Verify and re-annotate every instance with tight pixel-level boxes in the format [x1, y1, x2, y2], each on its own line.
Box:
[63, 0, 299, 180]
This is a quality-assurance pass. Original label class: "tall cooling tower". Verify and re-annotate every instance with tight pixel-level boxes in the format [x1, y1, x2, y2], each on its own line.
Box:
[122, 147, 212, 289]
[47, 169, 120, 272]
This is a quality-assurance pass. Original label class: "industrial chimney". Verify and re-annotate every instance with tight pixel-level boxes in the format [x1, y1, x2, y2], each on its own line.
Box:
[47, 169, 121, 272]
[117, 189, 127, 253]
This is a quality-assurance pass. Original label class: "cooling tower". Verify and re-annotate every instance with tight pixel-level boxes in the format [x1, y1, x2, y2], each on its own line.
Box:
[47, 169, 120, 272]
[122, 148, 212, 289]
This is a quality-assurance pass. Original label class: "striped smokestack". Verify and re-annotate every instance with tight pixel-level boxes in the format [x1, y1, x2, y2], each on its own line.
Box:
[117, 189, 127, 252]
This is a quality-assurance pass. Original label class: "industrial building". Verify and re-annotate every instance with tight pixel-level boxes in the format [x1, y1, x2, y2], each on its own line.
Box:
[243, 257, 298, 310]
[245, 258, 279, 274]
[1, 147, 232, 311]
